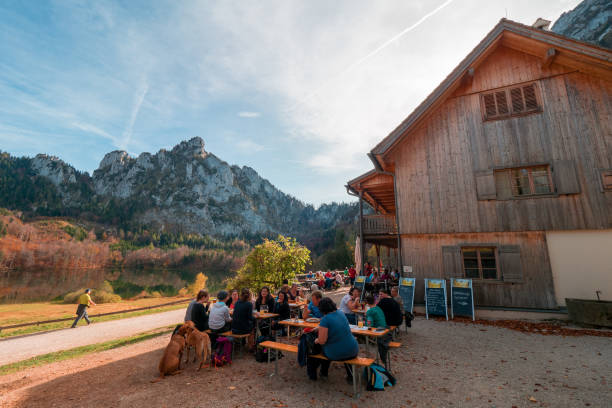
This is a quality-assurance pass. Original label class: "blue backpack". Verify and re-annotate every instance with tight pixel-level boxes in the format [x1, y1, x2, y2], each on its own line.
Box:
[364, 363, 397, 391]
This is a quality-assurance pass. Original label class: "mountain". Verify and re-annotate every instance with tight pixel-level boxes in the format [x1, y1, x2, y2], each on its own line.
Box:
[551, 0, 612, 49]
[0, 138, 358, 241]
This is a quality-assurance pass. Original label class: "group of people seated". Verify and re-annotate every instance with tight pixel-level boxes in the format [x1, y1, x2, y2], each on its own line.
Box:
[184, 280, 408, 384]
[363, 262, 400, 285]
[184, 282, 308, 350]
[306, 270, 348, 291]
[303, 285, 405, 382]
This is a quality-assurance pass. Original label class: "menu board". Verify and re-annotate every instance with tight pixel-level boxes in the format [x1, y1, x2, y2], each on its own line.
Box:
[451, 278, 475, 320]
[354, 275, 366, 292]
[425, 279, 448, 320]
[398, 277, 416, 314]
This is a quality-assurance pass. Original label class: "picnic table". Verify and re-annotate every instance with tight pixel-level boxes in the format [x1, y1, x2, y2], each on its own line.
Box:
[255, 312, 279, 338]
[277, 319, 389, 358]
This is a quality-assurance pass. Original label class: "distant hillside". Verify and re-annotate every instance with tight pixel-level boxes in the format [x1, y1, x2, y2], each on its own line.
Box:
[0, 138, 358, 253]
[552, 0, 612, 49]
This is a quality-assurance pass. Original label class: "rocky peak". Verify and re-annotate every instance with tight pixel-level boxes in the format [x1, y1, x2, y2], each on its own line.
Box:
[31, 154, 77, 186]
[98, 150, 133, 173]
[170, 137, 207, 159]
[552, 0, 612, 49]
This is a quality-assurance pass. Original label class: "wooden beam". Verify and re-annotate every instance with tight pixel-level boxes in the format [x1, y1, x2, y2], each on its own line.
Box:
[541, 47, 558, 69]
[461, 67, 475, 87]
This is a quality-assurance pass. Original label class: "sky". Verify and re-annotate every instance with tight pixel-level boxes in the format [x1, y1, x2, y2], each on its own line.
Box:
[0, 0, 581, 205]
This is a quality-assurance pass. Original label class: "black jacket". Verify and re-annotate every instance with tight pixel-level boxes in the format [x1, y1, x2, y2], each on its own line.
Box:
[377, 297, 403, 327]
[231, 300, 255, 334]
[191, 302, 209, 332]
[273, 301, 290, 321]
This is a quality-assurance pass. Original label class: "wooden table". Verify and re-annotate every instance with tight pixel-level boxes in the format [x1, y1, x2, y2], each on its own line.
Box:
[277, 319, 389, 358]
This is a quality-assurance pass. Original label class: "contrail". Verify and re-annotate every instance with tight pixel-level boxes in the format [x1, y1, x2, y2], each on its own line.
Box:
[121, 78, 149, 151]
[289, 0, 455, 110]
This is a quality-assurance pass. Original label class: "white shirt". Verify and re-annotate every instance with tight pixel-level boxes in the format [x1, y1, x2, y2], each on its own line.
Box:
[339, 294, 353, 314]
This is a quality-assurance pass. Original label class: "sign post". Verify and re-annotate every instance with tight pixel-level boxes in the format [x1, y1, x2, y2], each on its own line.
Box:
[424, 279, 448, 320]
[398, 277, 416, 315]
[354, 276, 366, 301]
[450, 278, 475, 320]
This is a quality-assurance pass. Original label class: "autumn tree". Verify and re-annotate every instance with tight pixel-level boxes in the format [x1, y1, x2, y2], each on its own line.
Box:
[187, 272, 209, 296]
[228, 235, 311, 291]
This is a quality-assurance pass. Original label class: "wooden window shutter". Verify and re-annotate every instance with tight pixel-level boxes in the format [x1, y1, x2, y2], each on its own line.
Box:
[494, 170, 513, 200]
[495, 91, 509, 115]
[442, 246, 462, 279]
[601, 170, 612, 191]
[483, 93, 497, 117]
[523, 84, 538, 111]
[499, 245, 523, 282]
[552, 160, 581, 195]
[474, 170, 496, 200]
[510, 87, 524, 113]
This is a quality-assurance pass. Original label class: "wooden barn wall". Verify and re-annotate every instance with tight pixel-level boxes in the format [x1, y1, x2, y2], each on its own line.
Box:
[392, 45, 612, 235]
[400, 231, 557, 309]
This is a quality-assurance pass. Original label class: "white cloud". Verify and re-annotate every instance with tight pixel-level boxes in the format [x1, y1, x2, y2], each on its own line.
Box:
[237, 111, 261, 118]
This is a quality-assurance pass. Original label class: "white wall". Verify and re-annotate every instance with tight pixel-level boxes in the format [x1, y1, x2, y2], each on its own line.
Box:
[546, 230, 612, 306]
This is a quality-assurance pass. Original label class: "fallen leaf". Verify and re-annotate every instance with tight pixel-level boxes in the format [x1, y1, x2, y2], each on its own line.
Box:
[529, 396, 538, 402]
[228, 386, 236, 390]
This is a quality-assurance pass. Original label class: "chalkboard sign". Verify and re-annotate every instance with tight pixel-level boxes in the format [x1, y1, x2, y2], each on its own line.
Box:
[451, 278, 475, 320]
[398, 277, 416, 314]
[424, 279, 448, 320]
[354, 275, 366, 292]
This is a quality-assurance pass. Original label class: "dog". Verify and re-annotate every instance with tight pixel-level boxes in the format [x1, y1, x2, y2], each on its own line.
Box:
[176, 321, 194, 337]
[184, 326, 212, 370]
[152, 333, 186, 382]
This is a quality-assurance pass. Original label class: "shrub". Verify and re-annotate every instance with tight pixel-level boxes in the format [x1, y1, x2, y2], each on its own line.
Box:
[63, 288, 85, 304]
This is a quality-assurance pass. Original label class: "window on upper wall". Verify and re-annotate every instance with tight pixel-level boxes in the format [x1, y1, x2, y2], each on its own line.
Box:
[461, 247, 498, 280]
[481, 83, 541, 121]
[601, 170, 612, 191]
[495, 165, 553, 197]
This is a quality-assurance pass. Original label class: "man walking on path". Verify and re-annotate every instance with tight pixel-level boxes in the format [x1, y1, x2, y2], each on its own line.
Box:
[71, 289, 96, 328]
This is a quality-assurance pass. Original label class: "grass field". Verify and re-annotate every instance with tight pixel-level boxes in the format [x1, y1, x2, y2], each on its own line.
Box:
[0, 326, 173, 376]
[0, 297, 189, 338]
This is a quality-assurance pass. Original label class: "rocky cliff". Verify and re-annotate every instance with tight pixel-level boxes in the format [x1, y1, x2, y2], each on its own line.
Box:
[0, 138, 357, 238]
[552, 0, 612, 49]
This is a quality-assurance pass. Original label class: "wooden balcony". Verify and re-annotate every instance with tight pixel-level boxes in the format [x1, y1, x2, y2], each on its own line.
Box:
[363, 214, 398, 235]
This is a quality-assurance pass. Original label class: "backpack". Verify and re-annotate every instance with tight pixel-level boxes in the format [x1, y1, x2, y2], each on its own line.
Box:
[364, 363, 397, 391]
[255, 336, 283, 363]
[211, 336, 232, 367]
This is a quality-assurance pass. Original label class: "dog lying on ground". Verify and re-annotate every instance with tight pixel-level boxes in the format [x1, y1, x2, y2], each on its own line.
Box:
[151, 332, 186, 382]
[184, 326, 211, 370]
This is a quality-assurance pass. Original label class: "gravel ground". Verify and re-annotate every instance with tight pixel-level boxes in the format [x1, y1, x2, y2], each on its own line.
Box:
[1, 316, 610, 408]
[0, 309, 185, 365]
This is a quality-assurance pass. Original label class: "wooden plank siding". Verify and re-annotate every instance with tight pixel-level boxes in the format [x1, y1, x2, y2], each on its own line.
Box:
[400, 231, 557, 309]
[391, 45, 612, 235]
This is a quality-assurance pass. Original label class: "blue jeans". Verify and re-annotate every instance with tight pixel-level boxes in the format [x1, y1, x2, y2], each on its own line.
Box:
[345, 313, 356, 325]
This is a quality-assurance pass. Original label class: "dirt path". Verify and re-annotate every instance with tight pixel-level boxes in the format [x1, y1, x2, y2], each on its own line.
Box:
[1, 316, 610, 408]
[0, 308, 185, 365]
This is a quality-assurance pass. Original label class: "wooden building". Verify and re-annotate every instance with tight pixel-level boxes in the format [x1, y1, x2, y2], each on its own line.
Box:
[347, 19, 612, 309]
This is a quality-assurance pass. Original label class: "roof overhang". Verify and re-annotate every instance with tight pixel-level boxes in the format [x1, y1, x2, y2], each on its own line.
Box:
[346, 170, 395, 214]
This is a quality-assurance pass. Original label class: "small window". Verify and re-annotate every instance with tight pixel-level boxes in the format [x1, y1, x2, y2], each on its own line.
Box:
[461, 247, 498, 280]
[481, 83, 541, 121]
[496, 165, 553, 197]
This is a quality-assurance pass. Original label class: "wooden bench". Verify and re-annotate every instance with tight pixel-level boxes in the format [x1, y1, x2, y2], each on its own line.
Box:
[205, 330, 251, 358]
[258, 341, 373, 398]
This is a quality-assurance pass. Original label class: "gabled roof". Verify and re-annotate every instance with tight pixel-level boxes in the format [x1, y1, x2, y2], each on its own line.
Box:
[370, 18, 612, 160]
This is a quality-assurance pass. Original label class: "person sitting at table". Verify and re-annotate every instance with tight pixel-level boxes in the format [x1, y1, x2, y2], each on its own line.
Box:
[335, 271, 344, 287]
[225, 289, 239, 310]
[209, 290, 232, 334]
[339, 287, 361, 325]
[255, 286, 276, 313]
[190, 290, 210, 331]
[232, 288, 258, 351]
[303, 290, 323, 319]
[308, 297, 359, 382]
[377, 289, 403, 328]
[365, 295, 387, 329]
[280, 284, 290, 298]
[380, 269, 391, 282]
[272, 290, 290, 334]
[307, 271, 313, 279]
[324, 271, 334, 290]
[288, 283, 299, 301]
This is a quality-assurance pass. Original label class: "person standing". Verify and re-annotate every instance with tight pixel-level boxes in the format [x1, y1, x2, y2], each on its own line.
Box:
[348, 265, 356, 286]
[71, 289, 96, 328]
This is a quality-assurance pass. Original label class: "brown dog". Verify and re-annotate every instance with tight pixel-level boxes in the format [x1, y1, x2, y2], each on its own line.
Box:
[184, 327, 211, 370]
[152, 333, 186, 382]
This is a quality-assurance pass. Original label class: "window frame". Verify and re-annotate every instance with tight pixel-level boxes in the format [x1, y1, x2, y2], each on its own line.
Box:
[480, 82, 542, 122]
[601, 169, 612, 192]
[461, 246, 500, 281]
[495, 164, 555, 198]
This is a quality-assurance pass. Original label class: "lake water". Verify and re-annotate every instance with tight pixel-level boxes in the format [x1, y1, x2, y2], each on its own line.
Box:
[0, 267, 224, 303]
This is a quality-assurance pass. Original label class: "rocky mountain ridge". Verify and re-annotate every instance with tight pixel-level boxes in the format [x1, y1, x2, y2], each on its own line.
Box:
[551, 0, 611, 49]
[1, 137, 358, 238]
